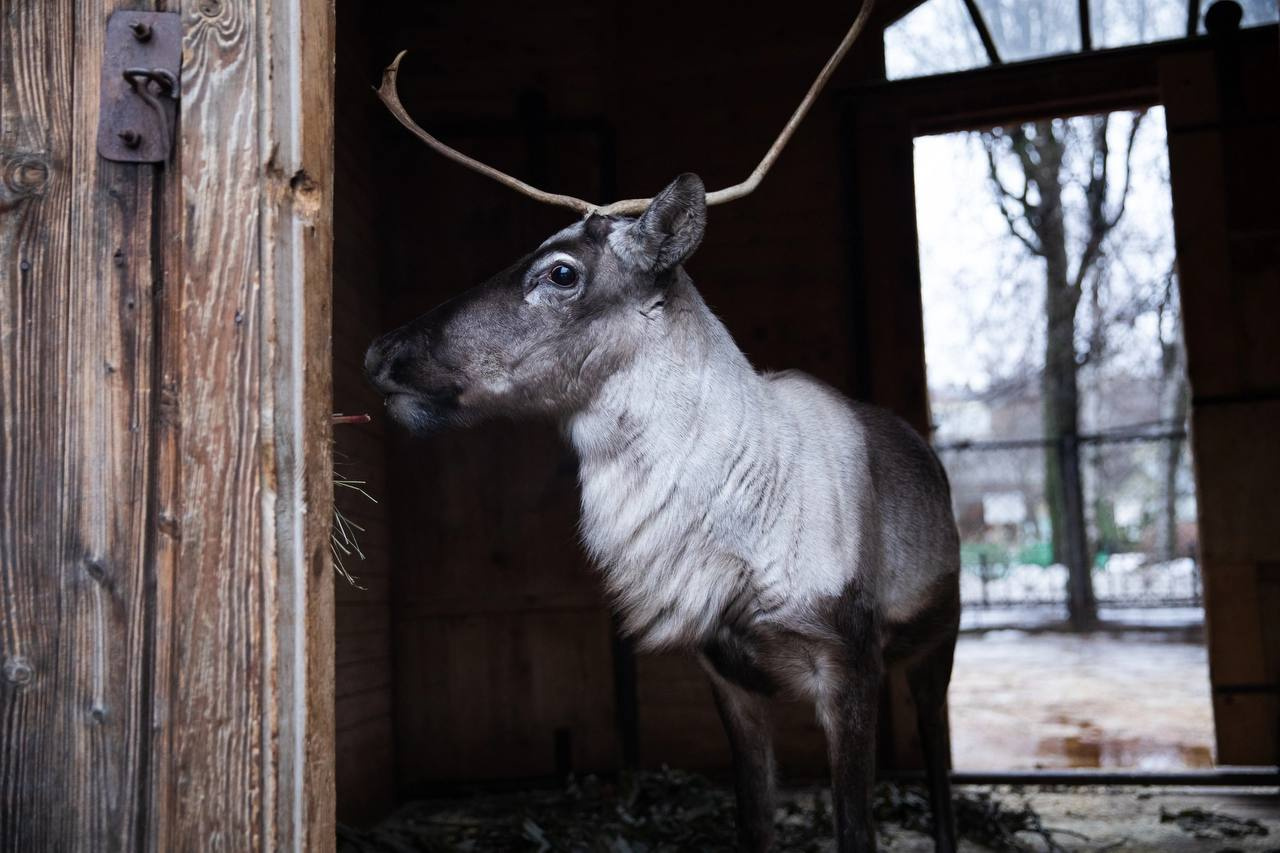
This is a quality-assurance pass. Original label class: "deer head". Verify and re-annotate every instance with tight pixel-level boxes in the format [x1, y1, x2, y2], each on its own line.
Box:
[364, 174, 707, 433]
[366, 1, 875, 429]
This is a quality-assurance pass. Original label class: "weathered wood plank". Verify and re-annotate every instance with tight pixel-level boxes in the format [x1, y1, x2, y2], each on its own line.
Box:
[3, 0, 336, 847]
[0, 0, 168, 847]
[0, 0, 79, 848]
[255, 0, 337, 843]
[63, 1, 167, 848]
[164, 0, 269, 845]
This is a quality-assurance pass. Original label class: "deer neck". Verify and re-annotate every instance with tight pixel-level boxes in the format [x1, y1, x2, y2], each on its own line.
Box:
[565, 280, 773, 647]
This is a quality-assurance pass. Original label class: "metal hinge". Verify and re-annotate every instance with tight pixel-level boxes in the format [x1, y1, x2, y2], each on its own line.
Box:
[97, 11, 182, 164]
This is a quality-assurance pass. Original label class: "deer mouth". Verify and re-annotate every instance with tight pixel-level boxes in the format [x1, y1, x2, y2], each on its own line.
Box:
[383, 387, 461, 434]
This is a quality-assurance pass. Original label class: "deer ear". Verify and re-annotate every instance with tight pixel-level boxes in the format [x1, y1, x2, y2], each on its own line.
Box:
[629, 173, 706, 273]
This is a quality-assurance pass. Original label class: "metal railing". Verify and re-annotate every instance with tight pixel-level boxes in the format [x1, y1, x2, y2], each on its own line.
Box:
[934, 423, 1197, 612]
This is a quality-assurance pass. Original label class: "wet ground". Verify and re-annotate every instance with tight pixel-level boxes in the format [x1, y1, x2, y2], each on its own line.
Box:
[949, 629, 1216, 770]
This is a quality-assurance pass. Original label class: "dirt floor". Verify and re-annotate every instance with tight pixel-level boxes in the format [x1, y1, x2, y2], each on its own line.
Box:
[341, 626, 1257, 851]
[339, 776, 1280, 852]
[949, 629, 1216, 770]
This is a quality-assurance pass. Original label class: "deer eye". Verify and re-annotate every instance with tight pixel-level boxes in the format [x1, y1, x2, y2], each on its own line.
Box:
[547, 264, 579, 288]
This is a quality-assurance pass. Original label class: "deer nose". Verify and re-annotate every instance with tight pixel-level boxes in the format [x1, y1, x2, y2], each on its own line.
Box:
[364, 334, 404, 392]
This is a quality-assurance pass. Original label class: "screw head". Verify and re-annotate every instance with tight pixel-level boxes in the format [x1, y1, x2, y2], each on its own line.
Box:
[118, 129, 142, 149]
[130, 21, 153, 42]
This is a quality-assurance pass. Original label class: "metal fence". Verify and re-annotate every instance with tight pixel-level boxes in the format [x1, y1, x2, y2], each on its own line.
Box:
[961, 555, 1202, 610]
[934, 425, 1200, 612]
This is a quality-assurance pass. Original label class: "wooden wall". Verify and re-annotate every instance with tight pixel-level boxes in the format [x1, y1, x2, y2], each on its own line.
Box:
[332, 1, 398, 825]
[2, 0, 336, 848]
[1162, 28, 1280, 766]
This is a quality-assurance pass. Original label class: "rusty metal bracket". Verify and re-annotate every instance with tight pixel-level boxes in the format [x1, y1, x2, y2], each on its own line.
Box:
[97, 11, 181, 164]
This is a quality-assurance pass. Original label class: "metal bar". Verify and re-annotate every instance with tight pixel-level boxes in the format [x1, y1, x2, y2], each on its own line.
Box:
[936, 429, 1187, 452]
[964, 599, 1204, 610]
[1078, 0, 1093, 51]
[960, 0, 1002, 65]
[1187, 0, 1202, 37]
[888, 767, 1280, 787]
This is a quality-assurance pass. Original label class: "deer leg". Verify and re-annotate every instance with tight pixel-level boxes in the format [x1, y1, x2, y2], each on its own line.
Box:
[908, 635, 958, 853]
[702, 662, 777, 853]
[820, 621, 883, 852]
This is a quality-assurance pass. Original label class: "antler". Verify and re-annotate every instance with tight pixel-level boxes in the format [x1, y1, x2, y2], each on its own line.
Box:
[376, 0, 876, 217]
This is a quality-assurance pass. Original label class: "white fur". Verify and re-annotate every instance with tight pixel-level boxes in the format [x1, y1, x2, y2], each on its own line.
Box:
[567, 284, 950, 652]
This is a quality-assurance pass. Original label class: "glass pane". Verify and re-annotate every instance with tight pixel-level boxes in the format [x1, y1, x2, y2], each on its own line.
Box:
[1198, 0, 1280, 32]
[885, 0, 988, 80]
[1092, 0, 1188, 48]
[972, 0, 1081, 62]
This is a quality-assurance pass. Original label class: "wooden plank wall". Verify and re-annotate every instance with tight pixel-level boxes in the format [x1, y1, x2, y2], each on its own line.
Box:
[1162, 29, 1280, 765]
[1, 1, 158, 847]
[2, 0, 335, 847]
[332, 1, 397, 825]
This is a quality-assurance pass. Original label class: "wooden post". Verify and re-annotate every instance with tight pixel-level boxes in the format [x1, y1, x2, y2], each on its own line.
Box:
[0, 0, 336, 848]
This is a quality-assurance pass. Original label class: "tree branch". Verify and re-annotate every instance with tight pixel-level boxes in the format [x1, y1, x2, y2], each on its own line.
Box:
[1105, 109, 1146, 231]
[983, 129, 1045, 256]
[1071, 111, 1145, 291]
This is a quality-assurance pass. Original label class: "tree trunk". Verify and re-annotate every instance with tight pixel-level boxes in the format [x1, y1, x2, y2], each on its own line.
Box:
[1157, 309, 1189, 562]
[1034, 122, 1098, 629]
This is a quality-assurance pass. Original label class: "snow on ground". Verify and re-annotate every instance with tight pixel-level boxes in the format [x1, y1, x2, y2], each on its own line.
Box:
[960, 556, 1201, 610]
[949, 630, 1216, 771]
[961, 605, 1205, 631]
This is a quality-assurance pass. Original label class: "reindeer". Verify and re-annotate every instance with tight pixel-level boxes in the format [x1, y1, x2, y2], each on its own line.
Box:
[365, 4, 960, 851]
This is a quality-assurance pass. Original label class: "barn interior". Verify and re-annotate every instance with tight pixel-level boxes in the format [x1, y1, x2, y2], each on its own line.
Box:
[327, 0, 1280, 843]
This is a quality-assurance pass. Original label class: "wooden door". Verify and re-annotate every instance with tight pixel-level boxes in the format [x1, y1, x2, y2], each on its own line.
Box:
[1, 0, 336, 848]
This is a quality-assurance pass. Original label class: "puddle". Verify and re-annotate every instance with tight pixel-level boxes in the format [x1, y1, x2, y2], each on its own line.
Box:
[1035, 734, 1214, 769]
[948, 631, 1216, 770]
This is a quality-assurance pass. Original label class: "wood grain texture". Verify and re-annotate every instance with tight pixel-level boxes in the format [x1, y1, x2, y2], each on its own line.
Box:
[255, 0, 337, 846]
[159, 0, 336, 847]
[158, 1, 269, 844]
[1, 0, 168, 847]
[4, 0, 336, 848]
[1, 0, 80, 847]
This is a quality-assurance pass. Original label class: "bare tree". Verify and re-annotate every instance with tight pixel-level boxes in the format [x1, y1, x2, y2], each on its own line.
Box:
[981, 112, 1144, 628]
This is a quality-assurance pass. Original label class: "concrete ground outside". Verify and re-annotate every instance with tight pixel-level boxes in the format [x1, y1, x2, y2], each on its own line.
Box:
[949, 628, 1216, 771]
